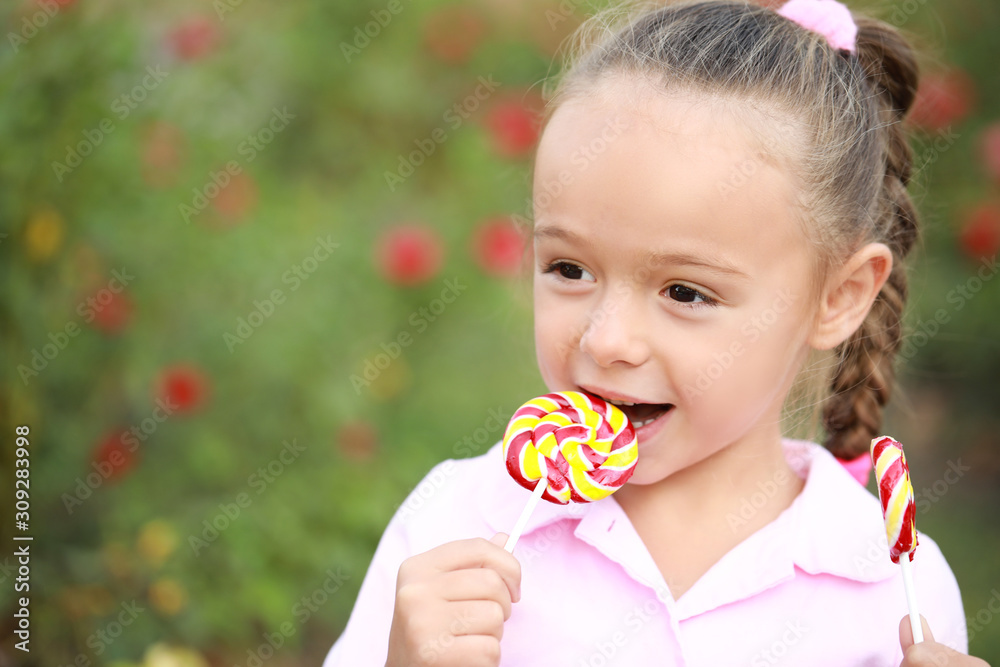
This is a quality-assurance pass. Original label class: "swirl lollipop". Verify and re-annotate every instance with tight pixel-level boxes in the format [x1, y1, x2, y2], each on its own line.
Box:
[501, 391, 638, 552]
[871, 435, 922, 643]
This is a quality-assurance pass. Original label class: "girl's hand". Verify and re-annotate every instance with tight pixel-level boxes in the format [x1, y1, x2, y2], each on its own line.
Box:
[899, 615, 990, 667]
[386, 533, 522, 667]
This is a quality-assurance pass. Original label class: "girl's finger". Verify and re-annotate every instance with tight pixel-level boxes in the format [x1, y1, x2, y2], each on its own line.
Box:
[402, 537, 522, 602]
[437, 567, 513, 619]
[898, 614, 934, 651]
[445, 599, 508, 639]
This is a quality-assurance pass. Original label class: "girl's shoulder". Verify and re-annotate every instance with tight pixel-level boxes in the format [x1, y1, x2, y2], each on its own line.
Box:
[388, 442, 517, 549]
[780, 438, 968, 652]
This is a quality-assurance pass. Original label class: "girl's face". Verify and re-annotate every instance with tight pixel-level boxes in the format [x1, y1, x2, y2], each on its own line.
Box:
[532, 81, 821, 486]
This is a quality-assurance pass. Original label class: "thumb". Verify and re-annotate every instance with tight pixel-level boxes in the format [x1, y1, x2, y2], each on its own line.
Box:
[490, 532, 509, 547]
[899, 614, 934, 651]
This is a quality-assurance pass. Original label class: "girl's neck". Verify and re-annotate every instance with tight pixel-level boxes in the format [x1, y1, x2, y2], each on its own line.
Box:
[613, 423, 805, 600]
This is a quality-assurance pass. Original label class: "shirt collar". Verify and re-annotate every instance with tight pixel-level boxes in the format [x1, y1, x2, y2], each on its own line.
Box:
[783, 438, 899, 583]
[478, 437, 897, 614]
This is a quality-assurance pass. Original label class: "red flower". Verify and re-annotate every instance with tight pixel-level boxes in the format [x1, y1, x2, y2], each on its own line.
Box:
[423, 7, 487, 65]
[375, 225, 444, 286]
[141, 121, 186, 189]
[909, 70, 974, 132]
[90, 291, 133, 335]
[473, 217, 526, 277]
[979, 123, 1000, 185]
[336, 421, 378, 461]
[484, 99, 541, 158]
[211, 171, 258, 224]
[168, 16, 220, 61]
[92, 430, 139, 483]
[156, 364, 209, 414]
[959, 202, 1000, 260]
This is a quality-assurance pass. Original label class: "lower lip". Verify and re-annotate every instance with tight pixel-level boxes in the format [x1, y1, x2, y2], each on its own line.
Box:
[632, 407, 673, 444]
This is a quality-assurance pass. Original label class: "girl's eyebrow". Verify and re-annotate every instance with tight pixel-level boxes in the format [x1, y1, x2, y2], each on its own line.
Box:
[533, 224, 750, 280]
[645, 251, 750, 279]
[532, 225, 579, 242]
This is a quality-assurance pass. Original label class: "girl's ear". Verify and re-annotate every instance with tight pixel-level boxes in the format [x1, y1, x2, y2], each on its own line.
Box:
[809, 242, 894, 351]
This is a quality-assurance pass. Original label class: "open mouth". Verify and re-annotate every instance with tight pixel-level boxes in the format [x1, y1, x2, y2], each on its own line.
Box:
[584, 391, 674, 429]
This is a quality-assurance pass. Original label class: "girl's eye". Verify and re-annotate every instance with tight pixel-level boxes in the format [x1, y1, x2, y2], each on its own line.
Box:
[543, 261, 596, 282]
[666, 284, 715, 305]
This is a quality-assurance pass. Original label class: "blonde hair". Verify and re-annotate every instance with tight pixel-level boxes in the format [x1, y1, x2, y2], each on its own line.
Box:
[540, 0, 920, 458]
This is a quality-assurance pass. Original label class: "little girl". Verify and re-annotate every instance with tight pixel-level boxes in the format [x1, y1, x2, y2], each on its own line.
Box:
[325, 1, 989, 665]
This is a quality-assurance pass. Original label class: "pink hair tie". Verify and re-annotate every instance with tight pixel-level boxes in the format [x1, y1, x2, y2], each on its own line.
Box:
[837, 453, 872, 486]
[778, 0, 858, 54]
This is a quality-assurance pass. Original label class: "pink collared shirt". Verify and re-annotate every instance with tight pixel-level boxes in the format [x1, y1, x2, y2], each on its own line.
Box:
[324, 439, 967, 666]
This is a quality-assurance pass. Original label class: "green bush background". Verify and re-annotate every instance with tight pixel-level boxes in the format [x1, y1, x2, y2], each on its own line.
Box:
[1, 0, 998, 665]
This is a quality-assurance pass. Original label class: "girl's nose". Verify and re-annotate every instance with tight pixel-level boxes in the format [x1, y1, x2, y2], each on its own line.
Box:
[578, 295, 651, 368]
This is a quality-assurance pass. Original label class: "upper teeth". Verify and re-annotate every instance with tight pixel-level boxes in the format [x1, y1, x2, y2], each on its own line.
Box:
[608, 399, 635, 406]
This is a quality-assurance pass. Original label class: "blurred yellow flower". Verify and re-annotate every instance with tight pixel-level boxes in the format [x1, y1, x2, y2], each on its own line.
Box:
[137, 520, 178, 568]
[149, 578, 187, 616]
[143, 643, 208, 667]
[368, 355, 412, 402]
[24, 207, 64, 261]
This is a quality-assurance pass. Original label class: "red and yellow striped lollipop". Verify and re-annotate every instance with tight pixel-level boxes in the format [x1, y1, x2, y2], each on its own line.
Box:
[871, 435, 923, 643]
[502, 391, 638, 551]
[503, 391, 638, 504]
[871, 435, 918, 563]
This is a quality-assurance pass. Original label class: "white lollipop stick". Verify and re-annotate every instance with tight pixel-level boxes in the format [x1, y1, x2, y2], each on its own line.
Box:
[899, 556, 923, 643]
[504, 478, 547, 553]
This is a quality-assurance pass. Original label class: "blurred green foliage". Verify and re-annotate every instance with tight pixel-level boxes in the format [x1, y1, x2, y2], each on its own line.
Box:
[0, 0, 997, 665]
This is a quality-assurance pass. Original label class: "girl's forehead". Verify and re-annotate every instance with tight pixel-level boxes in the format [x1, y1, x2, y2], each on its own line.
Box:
[532, 80, 812, 270]
[539, 74, 803, 175]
